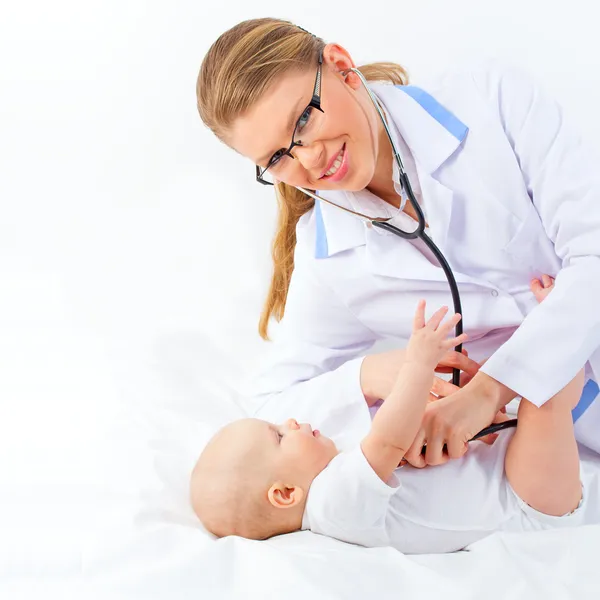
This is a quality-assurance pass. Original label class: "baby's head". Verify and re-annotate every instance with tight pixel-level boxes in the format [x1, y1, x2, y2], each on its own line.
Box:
[190, 418, 338, 540]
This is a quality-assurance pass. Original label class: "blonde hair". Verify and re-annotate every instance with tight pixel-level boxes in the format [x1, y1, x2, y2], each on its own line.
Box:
[197, 18, 409, 339]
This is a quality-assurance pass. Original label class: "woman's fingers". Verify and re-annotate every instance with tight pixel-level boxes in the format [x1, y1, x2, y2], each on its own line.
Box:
[446, 436, 468, 459]
[425, 436, 450, 466]
[477, 432, 498, 445]
[460, 356, 488, 387]
[436, 350, 480, 376]
[403, 429, 428, 468]
[428, 391, 442, 403]
[431, 377, 461, 398]
[472, 411, 510, 445]
[435, 350, 480, 386]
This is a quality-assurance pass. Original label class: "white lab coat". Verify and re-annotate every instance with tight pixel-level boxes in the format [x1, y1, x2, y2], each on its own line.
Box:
[244, 60, 600, 453]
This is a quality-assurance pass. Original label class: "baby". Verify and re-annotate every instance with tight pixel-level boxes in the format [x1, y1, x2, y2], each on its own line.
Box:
[191, 276, 599, 553]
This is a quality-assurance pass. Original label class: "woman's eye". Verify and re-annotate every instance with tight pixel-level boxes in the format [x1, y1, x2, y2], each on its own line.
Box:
[269, 148, 286, 165]
[296, 106, 313, 134]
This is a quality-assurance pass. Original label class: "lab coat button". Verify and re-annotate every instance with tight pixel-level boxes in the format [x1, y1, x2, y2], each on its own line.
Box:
[491, 290, 499, 297]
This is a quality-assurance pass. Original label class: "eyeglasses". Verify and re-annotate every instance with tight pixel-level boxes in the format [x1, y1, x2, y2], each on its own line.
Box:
[256, 50, 325, 186]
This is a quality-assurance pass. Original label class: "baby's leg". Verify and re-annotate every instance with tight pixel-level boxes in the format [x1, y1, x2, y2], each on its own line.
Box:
[505, 370, 584, 516]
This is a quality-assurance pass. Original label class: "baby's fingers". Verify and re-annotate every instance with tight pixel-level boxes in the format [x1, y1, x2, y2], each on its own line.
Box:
[426, 306, 449, 330]
[438, 312, 462, 337]
[444, 332, 468, 349]
[412, 300, 427, 332]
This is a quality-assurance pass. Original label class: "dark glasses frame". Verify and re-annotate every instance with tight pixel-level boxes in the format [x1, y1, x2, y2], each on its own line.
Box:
[256, 49, 324, 186]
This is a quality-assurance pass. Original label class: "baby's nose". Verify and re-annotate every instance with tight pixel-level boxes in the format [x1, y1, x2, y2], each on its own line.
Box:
[299, 422, 313, 434]
[285, 418, 300, 430]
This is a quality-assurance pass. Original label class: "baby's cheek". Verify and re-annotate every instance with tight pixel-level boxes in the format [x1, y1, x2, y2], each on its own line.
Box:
[299, 438, 322, 463]
[311, 440, 333, 465]
[289, 437, 315, 463]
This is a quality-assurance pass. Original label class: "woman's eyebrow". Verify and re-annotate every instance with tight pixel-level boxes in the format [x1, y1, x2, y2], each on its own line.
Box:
[256, 96, 305, 164]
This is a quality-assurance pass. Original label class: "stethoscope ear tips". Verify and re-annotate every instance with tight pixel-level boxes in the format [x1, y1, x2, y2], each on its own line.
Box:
[340, 68, 358, 77]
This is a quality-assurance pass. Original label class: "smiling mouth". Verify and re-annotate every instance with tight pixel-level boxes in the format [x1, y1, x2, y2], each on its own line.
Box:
[319, 144, 345, 179]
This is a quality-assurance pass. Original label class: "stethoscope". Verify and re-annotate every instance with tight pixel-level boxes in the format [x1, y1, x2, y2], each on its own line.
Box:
[295, 67, 517, 444]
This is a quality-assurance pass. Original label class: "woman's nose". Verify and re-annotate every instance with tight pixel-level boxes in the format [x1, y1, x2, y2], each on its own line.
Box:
[292, 143, 324, 173]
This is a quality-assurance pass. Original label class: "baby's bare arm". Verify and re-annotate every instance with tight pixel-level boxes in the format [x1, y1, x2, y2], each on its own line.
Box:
[361, 362, 433, 482]
[360, 303, 466, 483]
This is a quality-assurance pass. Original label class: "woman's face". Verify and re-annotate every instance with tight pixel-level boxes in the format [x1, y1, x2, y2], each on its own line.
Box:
[229, 44, 382, 191]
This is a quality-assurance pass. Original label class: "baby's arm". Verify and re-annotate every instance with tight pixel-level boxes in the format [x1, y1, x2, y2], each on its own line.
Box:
[361, 302, 467, 482]
[361, 362, 434, 482]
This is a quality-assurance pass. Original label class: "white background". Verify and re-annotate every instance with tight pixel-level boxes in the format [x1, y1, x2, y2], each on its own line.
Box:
[1, 0, 599, 596]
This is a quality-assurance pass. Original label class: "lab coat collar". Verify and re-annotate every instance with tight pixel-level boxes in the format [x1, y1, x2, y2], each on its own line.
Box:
[384, 83, 469, 174]
[314, 83, 468, 259]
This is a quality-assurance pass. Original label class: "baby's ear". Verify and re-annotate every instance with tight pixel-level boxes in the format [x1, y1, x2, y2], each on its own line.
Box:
[267, 483, 304, 509]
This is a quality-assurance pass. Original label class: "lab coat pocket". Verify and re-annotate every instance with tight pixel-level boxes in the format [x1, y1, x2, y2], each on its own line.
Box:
[503, 206, 560, 277]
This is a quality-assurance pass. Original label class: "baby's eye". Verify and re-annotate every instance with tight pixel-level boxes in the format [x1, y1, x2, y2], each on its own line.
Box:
[277, 432, 283, 443]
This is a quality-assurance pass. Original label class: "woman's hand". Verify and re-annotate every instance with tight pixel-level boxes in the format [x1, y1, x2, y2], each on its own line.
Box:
[403, 371, 517, 467]
[360, 345, 481, 407]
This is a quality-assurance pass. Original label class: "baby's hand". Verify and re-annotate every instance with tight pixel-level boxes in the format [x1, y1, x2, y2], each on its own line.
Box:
[406, 301, 468, 369]
[531, 274, 555, 304]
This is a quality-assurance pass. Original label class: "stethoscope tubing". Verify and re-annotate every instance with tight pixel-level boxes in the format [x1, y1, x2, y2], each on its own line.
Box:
[296, 67, 518, 445]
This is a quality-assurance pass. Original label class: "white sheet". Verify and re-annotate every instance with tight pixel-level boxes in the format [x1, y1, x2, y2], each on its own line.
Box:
[79, 358, 600, 600]
[3, 2, 600, 598]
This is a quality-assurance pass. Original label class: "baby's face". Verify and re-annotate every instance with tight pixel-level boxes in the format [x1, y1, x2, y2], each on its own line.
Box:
[268, 418, 338, 481]
[232, 418, 338, 485]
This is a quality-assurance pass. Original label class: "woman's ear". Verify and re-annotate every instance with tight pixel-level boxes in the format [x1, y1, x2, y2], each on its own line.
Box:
[267, 482, 305, 509]
[322, 43, 362, 91]
[322, 43, 356, 77]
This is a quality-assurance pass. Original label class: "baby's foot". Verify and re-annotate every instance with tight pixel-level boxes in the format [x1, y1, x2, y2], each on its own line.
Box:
[531, 274, 555, 303]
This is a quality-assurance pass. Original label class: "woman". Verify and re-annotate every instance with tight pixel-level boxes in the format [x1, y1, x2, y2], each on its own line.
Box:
[196, 18, 600, 466]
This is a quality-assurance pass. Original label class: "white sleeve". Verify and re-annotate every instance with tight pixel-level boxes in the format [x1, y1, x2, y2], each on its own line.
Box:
[473, 61, 600, 406]
[303, 448, 399, 547]
[243, 226, 378, 447]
